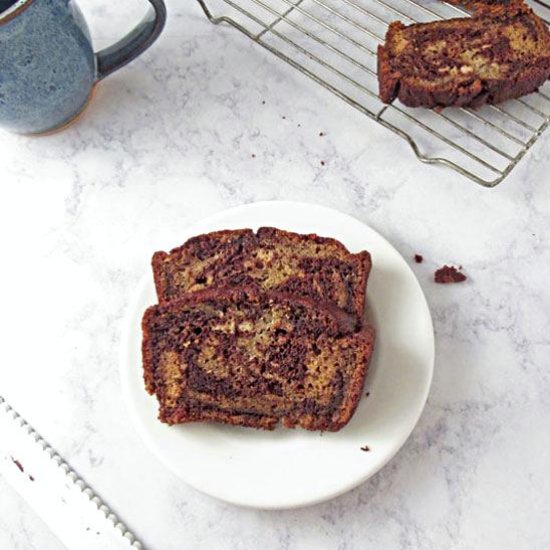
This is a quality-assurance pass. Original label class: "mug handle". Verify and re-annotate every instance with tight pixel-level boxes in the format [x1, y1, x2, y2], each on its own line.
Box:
[95, 0, 167, 81]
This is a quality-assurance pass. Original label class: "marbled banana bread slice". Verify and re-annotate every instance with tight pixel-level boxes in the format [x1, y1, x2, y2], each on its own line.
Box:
[142, 287, 375, 431]
[152, 228, 371, 327]
[378, 9, 550, 108]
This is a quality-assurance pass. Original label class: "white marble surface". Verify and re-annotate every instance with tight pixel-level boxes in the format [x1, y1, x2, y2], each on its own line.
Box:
[1, 0, 550, 549]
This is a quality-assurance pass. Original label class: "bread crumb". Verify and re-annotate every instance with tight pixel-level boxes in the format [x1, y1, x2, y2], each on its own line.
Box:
[435, 265, 467, 284]
[11, 457, 24, 473]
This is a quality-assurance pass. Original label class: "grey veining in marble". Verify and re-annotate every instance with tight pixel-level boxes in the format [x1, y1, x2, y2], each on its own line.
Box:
[0, 1, 549, 549]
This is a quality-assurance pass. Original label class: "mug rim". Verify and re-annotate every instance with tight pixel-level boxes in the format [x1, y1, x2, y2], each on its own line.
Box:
[0, 0, 33, 25]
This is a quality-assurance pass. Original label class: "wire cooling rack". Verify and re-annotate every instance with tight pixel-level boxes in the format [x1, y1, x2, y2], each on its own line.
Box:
[196, 0, 550, 187]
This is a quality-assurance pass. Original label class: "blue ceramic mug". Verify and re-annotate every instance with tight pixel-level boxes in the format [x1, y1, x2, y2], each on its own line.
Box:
[0, 0, 166, 134]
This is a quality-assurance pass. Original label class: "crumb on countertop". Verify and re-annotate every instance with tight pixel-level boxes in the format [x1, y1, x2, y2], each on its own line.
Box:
[11, 457, 24, 473]
[435, 265, 467, 284]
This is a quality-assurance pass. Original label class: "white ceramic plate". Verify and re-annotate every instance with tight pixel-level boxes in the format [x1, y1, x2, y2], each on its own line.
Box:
[121, 201, 434, 509]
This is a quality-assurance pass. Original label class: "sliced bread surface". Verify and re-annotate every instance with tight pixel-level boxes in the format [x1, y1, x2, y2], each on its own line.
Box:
[152, 227, 372, 326]
[378, 9, 550, 108]
[142, 287, 375, 431]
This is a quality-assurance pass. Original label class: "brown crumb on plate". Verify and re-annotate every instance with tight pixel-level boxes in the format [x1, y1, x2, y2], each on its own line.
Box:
[414, 254, 423, 263]
[360, 445, 371, 452]
[435, 265, 467, 284]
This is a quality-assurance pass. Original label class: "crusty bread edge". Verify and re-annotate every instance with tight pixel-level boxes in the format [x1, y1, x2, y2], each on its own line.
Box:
[378, 22, 406, 104]
[142, 304, 159, 396]
[151, 251, 169, 304]
[164, 406, 278, 430]
[168, 228, 254, 256]
[327, 325, 376, 431]
[352, 251, 372, 326]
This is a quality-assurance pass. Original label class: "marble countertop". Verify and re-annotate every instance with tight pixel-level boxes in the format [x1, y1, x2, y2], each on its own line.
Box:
[1, 1, 550, 548]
